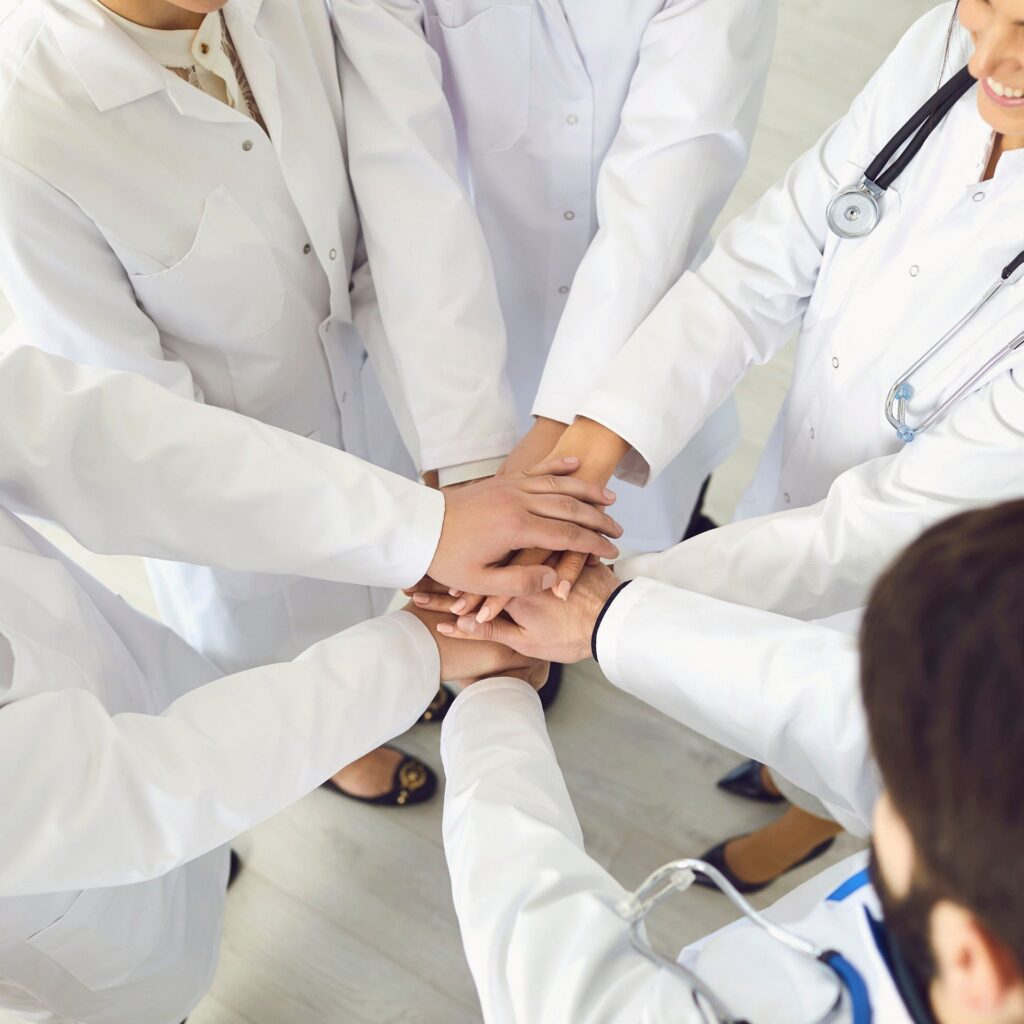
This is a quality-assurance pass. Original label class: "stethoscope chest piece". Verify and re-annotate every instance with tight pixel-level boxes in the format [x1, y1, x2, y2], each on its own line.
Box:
[826, 182, 881, 239]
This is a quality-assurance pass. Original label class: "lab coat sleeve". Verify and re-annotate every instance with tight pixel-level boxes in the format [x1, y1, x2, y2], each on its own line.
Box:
[0, 345, 445, 589]
[616, 367, 1024, 621]
[595, 579, 877, 834]
[532, 0, 776, 425]
[330, 0, 519, 473]
[0, 612, 439, 896]
[441, 680, 708, 1024]
[575, 6, 955, 484]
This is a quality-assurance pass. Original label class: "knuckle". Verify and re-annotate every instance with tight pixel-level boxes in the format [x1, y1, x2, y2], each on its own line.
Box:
[560, 496, 576, 519]
[564, 521, 581, 543]
[544, 474, 560, 493]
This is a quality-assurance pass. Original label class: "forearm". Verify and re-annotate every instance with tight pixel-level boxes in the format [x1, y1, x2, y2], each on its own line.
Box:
[548, 417, 631, 485]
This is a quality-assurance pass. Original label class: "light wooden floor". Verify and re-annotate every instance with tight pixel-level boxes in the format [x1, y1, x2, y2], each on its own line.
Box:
[0, 2, 936, 1021]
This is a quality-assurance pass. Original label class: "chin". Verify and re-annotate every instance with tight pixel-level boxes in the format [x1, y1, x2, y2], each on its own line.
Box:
[177, 1, 230, 12]
[978, 96, 1024, 140]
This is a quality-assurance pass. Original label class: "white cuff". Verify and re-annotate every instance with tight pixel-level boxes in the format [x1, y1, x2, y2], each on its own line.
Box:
[437, 457, 506, 488]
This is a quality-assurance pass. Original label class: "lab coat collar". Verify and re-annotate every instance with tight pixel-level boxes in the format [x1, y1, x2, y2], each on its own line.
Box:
[45, 0, 268, 116]
[46, 0, 167, 111]
[220, 4, 283, 144]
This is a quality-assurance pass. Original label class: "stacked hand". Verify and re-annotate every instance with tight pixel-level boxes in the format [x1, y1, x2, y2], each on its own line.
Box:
[414, 562, 620, 668]
[408, 424, 629, 692]
[423, 455, 622, 598]
[415, 417, 629, 623]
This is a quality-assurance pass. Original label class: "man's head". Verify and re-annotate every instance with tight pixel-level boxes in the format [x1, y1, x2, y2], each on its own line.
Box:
[862, 500, 1024, 1022]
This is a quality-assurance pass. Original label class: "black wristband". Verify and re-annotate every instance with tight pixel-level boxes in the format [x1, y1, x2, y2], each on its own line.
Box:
[591, 580, 633, 664]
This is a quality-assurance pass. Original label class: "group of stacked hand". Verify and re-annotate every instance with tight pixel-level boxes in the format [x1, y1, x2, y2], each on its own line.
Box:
[403, 416, 633, 690]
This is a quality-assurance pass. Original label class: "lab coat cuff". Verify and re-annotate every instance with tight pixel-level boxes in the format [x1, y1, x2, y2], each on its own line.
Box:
[402, 485, 448, 588]
[575, 392, 658, 486]
[419, 428, 517, 477]
[593, 576, 661, 684]
[386, 611, 444, 690]
[440, 678, 543, 755]
[529, 389, 583, 429]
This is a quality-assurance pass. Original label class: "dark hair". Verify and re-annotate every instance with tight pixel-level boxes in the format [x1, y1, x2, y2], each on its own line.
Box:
[861, 500, 1024, 967]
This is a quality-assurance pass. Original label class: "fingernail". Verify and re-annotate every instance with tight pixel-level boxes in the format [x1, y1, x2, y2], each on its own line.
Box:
[541, 569, 557, 590]
[556, 581, 571, 601]
[476, 607, 492, 624]
[412, 593, 430, 606]
[602, 488, 616, 502]
[437, 623, 454, 635]
[560, 456, 580, 466]
[451, 598, 467, 614]
[448, 588, 460, 597]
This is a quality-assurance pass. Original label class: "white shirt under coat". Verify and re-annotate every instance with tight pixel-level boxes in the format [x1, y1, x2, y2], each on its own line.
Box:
[575, 4, 1024, 618]
[421, 0, 776, 547]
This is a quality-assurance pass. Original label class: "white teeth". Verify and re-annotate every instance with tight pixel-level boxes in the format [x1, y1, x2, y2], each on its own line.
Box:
[987, 76, 1024, 99]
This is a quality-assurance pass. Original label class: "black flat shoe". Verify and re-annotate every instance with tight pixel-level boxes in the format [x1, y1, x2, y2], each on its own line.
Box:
[321, 746, 437, 807]
[716, 759, 786, 804]
[693, 834, 837, 895]
[227, 849, 243, 891]
[419, 685, 455, 724]
[539, 662, 563, 711]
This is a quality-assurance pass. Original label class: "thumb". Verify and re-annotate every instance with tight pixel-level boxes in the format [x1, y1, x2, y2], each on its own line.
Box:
[473, 563, 558, 598]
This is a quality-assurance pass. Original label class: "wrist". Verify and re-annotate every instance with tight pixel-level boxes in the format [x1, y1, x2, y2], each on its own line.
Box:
[549, 417, 629, 484]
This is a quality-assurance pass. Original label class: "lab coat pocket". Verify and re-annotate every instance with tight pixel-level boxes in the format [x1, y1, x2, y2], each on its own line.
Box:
[130, 186, 286, 347]
[26, 874, 176, 992]
[426, 5, 532, 155]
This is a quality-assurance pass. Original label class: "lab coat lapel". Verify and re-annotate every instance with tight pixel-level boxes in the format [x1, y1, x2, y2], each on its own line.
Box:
[534, 0, 586, 73]
[225, 2, 353, 276]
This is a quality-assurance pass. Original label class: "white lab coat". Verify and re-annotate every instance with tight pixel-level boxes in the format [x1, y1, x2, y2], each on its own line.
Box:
[421, 0, 776, 548]
[0, 346, 445, 589]
[571, 3, 1024, 609]
[0, 507, 441, 1024]
[0, 0, 515, 671]
[441, 677, 912, 1023]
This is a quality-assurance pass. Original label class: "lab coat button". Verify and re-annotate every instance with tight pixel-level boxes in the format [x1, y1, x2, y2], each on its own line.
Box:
[200, 43, 210, 55]
[973, 191, 985, 202]
[809, 427, 815, 439]
[558, 285, 569, 294]
[329, 249, 338, 260]
[566, 114, 578, 125]
[563, 211, 575, 221]
[909, 265, 919, 277]
[783, 492, 791, 504]
[303, 244, 312, 255]
[831, 357, 840, 369]
[242, 140, 254, 152]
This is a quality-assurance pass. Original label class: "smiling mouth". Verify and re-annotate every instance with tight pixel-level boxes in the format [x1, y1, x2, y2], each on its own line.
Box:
[984, 75, 1024, 106]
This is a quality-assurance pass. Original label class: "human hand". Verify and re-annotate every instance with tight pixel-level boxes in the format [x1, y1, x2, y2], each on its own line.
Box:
[402, 604, 549, 689]
[435, 563, 621, 665]
[426, 456, 622, 598]
[425, 420, 629, 620]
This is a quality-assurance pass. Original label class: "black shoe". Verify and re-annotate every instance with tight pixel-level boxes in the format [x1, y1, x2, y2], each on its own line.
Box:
[716, 759, 786, 804]
[693, 834, 837, 895]
[682, 476, 718, 540]
[227, 849, 243, 891]
[539, 662, 563, 711]
[419, 685, 455, 724]
[321, 746, 438, 807]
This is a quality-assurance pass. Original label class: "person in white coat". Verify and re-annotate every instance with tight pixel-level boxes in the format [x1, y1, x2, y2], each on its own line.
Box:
[416, 0, 776, 552]
[427, 0, 1024, 878]
[0, 502, 549, 1024]
[0, 0, 522, 800]
[436, 501, 1024, 1024]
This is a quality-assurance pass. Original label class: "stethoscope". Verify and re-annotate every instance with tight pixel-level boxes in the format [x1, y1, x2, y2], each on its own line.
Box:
[618, 858, 870, 1024]
[825, 65, 1024, 441]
